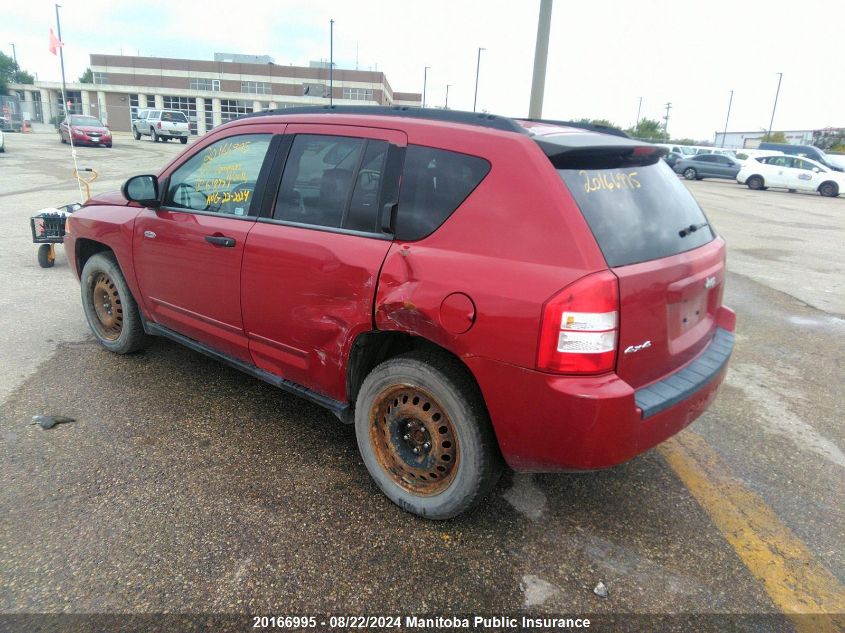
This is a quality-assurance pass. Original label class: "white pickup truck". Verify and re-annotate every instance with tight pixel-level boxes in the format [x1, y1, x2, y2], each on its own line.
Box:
[132, 109, 190, 143]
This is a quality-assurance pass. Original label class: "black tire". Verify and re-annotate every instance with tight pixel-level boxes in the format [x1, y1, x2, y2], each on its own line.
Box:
[819, 181, 839, 198]
[355, 351, 503, 519]
[37, 244, 55, 268]
[788, 189, 797, 193]
[180, 137, 188, 144]
[747, 175, 765, 190]
[133, 127, 141, 140]
[80, 252, 151, 354]
[683, 168, 697, 180]
[152, 128, 160, 142]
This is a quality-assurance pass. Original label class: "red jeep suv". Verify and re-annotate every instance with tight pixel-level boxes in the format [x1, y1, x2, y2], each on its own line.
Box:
[66, 107, 735, 519]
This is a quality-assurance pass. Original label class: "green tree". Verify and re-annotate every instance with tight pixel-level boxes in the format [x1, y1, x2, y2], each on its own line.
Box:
[760, 131, 787, 143]
[574, 117, 616, 128]
[626, 117, 669, 141]
[78, 67, 93, 83]
[671, 138, 697, 146]
[0, 51, 35, 93]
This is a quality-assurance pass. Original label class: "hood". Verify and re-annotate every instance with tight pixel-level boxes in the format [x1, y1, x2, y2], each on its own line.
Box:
[84, 190, 128, 207]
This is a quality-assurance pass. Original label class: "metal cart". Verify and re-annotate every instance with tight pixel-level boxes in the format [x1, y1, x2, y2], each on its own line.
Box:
[29, 167, 98, 268]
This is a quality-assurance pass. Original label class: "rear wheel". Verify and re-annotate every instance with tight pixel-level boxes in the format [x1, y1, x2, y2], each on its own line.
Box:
[355, 351, 503, 519]
[819, 181, 839, 197]
[683, 168, 697, 180]
[180, 137, 188, 144]
[747, 175, 765, 190]
[151, 128, 160, 142]
[81, 252, 151, 354]
[37, 244, 55, 268]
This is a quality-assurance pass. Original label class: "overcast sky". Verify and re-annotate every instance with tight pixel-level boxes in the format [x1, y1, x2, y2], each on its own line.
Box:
[3, 0, 843, 140]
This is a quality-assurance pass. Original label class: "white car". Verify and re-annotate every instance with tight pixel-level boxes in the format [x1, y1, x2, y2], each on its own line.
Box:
[737, 154, 845, 197]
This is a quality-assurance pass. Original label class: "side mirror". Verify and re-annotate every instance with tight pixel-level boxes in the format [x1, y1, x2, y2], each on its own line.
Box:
[813, 167, 821, 173]
[122, 174, 160, 207]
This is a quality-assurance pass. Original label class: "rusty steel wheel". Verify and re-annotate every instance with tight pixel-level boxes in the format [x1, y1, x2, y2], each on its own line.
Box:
[369, 385, 460, 496]
[89, 272, 124, 341]
[355, 352, 503, 519]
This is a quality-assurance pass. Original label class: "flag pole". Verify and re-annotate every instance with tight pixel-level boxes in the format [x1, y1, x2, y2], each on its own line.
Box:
[54, 3, 84, 202]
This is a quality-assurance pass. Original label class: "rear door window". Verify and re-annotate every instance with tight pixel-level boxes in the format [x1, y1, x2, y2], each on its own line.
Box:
[273, 134, 389, 234]
[396, 145, 490, 241]
[558, 161, 714, 267]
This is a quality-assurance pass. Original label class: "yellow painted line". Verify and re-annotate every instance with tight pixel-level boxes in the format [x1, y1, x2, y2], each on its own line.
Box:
[659, 431, 845, 633]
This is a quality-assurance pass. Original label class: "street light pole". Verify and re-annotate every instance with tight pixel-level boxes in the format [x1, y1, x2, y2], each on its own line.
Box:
[767, 73, 783, 140]
[636, 96, 642, 127]
[445, 84, 451, 109]
[10, 43, 16, 65]
[473, 47, 485, 112]
[721, 89, 734, 148]
[329, 19, 334, 106]
[528, 0, 553, 118]
[422, 66, 430, 108]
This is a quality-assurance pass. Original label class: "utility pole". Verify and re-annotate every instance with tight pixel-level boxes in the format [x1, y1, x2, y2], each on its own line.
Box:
[473, 47, 485, 112]
[528, 0, 553, 118]
[445, 84, 451, 109]
[329, 19, 334, 106]
[767, 73, 783, 140]
[721, 89, 734, 148]
[636, 96, 642, 127]
[10, 43, 16, 65]
[663, 101, 672, 133]
[422, 66, 430, 108]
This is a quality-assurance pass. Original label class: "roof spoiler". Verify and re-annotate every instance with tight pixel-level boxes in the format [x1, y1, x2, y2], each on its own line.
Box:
[534, 135, 668, 169]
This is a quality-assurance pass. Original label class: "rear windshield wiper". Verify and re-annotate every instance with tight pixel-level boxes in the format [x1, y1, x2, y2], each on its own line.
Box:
[678, 221, 709, 238]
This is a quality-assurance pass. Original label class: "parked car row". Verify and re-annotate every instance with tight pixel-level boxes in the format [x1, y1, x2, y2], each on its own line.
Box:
[668, 146, 844, 197]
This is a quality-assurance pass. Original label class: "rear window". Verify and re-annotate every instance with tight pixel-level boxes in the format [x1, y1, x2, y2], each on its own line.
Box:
[162, 111, 188, 122]
[558, 161, 714, 267]
[396, 146, 490, 241]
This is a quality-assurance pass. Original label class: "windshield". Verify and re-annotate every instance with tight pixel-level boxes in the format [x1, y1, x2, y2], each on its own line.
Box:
[678, 146, 696, 155]
[70, 116, 103, 127]
[558, 160, 714, 267]
[162, 111, 188, 122]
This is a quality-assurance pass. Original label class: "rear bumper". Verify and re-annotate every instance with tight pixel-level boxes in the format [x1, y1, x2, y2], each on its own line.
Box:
[467, 313, 735, 472]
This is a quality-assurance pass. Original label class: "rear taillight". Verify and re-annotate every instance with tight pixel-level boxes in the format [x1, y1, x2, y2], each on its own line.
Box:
[536, 270, 619, 374]
[157, 121, 162, 129]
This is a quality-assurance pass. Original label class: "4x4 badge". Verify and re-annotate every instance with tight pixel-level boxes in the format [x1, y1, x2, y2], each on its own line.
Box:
[705, 276, 717, 289]
[624, 341, 652, 355]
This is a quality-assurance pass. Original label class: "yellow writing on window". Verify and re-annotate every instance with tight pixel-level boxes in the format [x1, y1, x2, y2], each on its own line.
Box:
[579, 170, 640, 193]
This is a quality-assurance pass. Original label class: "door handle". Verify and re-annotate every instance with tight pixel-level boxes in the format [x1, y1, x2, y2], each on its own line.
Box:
[143, 230, 156, 239]
[204, 235, 236, 247]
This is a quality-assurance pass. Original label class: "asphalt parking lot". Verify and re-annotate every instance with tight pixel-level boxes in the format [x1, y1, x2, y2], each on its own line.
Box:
[1, 129, 844, 631]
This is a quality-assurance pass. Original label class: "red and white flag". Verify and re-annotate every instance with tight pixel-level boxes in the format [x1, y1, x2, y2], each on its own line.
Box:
[49, 28, 64, 55]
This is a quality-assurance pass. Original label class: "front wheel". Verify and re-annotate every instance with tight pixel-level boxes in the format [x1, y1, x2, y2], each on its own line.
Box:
[683, 168, 697, 180]
[355, 352, 503, 519]
[133, 127, 141, 140]
[747, 175, 765, 190]
[180, 137, 188, 144]
[80, 252, 151, 354]
[819, 182, 839, 198]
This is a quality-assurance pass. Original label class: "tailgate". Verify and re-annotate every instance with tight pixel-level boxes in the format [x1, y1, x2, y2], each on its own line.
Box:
[613, 238, 726, 389]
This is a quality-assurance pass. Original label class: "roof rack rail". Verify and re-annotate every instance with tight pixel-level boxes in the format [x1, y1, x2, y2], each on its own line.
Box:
[237, 105, 528, 133]
[521, 118, 631, 139]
